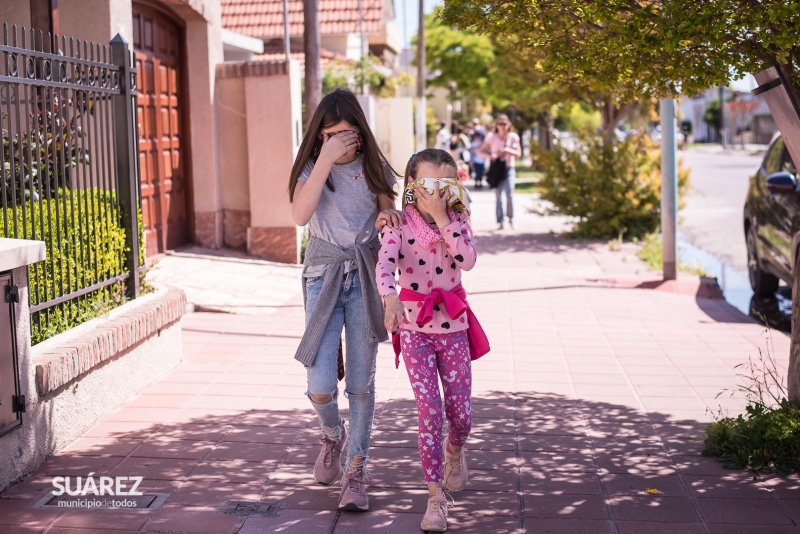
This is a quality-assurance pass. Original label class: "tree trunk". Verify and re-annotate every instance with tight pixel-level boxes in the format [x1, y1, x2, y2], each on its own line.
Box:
[778, 61, 800, 402]
[537, 111, 553, 151]
[303, 0, 322, 122]
[599, 99, 638, 143]
[600, 99, 618, 143]
[791, 258, 800, 402]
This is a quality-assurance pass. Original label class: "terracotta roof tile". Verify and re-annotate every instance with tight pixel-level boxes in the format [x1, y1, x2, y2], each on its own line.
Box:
[221, 0, 385, 40]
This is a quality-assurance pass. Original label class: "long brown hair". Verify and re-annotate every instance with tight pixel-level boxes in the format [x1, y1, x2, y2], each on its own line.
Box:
[288, 88, 399, 202]
[402, 149, 458, 209]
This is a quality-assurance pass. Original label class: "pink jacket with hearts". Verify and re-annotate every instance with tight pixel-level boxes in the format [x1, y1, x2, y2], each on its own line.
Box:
[375, 206, 477, 334]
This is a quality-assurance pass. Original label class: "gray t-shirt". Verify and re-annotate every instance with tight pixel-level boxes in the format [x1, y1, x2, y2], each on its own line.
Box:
[299, 154, 396, 276]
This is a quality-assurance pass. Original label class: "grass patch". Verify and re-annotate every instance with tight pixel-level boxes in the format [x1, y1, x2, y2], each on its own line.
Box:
[704, 337, 800, 473]
[515, 163, 544, 180]
[514, 163, 544, 194]
[515, 181, 544, 194]
[636, 232, 709, 277]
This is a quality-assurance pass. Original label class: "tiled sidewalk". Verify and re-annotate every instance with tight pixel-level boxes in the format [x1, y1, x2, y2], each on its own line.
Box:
[1, 190, 799, 533]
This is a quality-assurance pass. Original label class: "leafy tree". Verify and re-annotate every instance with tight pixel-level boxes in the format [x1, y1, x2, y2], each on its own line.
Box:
[725, 100, 760, 147]
[422, 10, 495, 103]
[442, 0, 800, 401]
[441, 0, 800, 135]
[703, 99, 722, 139]
[536, 133, 689, 240]
[322, 57, 413, 98]
[553, 103, 601, 132]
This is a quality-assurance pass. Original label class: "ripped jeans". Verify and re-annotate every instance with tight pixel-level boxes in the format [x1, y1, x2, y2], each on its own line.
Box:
[304, 269, 378, 469]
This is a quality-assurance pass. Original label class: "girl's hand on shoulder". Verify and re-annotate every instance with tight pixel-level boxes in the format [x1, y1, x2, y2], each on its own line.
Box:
[318, 131, 360, 165]
[375, 209, 403, 231]
[383, 294, 409, 334]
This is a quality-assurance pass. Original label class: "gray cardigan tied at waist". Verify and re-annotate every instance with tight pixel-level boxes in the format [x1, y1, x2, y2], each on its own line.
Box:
[294, 236, 388, 366]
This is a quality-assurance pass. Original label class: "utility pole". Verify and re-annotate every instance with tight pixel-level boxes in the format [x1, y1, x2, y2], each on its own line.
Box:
[358, 0, 368, 94]
[282, 0, 291, 62]
[659, 96, 678, 281]
[303, 0, 322, 120]
[719, 85, 727, 148]
[414, 0, 426, 151]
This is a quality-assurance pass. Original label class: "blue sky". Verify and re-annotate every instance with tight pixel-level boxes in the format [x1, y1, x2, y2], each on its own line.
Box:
[395, 0, 441, 49]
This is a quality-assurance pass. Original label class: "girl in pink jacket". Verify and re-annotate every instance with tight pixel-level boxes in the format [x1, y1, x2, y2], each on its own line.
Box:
[375, 148, 489, 532]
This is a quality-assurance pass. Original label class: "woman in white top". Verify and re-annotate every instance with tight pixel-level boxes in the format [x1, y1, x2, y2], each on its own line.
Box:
[478, 114, 521, 230]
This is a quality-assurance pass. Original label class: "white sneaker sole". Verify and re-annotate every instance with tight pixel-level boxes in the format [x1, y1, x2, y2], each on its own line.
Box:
[420, 520, 447, 532]
[339, 499, 369, 512]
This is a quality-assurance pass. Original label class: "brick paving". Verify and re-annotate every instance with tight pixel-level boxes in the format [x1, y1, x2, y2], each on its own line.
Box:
[1, 190, 799, 533]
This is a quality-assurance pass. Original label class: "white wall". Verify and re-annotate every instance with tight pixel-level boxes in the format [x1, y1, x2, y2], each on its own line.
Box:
[374, 97, 415, 178]
[322, 33, 365, 62]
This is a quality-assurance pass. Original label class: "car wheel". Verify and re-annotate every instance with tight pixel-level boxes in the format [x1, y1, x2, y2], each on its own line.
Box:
[747, 225, 779, 295]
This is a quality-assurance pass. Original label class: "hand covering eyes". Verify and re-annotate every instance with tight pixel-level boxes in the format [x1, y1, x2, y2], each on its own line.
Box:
[321, 130, 363, 151]
[404, 176, 472, 216]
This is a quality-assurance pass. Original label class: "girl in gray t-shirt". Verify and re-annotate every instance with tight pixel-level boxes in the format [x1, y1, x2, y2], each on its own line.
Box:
[287, 88, 402, 512]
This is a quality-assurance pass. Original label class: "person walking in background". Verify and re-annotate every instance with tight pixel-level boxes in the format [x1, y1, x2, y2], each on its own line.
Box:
[449, 124, 472, 182]
[479, 114, 521, 230]
[435, 122, 451, 152]
[288, 88, 403, 512]
[376, 149, 489, 532]
[470, 128, 486, 189]
[468, 118, 485, 137]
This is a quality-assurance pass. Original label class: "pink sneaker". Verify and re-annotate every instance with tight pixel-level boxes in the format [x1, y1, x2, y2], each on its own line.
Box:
[313, 424, 347, 485]
[444, 444, 468, 491]
[338, 464, 369, 511]
[420, 487, 448, 532]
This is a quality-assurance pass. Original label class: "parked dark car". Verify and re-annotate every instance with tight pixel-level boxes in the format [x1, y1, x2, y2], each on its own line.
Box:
[744, 133, 799, 295]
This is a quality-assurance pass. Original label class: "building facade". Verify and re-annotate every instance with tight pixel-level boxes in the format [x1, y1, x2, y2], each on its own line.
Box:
[1, 0, 304, 262]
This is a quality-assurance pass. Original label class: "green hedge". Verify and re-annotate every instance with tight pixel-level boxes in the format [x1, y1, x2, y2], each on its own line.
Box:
[704, 400, 800, 473]
[4, 188, 144, 344]
[535, 133, 690, 240]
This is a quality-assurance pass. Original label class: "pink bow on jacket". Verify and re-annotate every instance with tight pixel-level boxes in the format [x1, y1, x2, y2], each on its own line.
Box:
[391, 283, 490, 368]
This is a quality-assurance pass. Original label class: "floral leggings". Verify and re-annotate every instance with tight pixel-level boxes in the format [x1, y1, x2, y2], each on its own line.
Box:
[400, 329, 472, 483]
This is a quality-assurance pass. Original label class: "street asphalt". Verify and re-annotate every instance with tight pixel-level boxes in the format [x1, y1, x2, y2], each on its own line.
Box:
[678, 145, 766, 271]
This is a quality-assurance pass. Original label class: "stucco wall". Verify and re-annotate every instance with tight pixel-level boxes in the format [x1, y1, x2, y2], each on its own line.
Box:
[374, 96, 415, 178]
[59, 0, 133, 44]
[187, 1, 224, 248]
[244, 59, 302, 267]
[215, 74, 251, 248]
[0, 2, 31, 30]
[244, 70, 297, 229]
[216, 76, 250, 212]
[214, 60, 301, 262]
[0, 283, 183, 492]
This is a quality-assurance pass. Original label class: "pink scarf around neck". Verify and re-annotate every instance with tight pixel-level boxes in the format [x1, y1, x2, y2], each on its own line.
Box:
[404, 205, 457, 249]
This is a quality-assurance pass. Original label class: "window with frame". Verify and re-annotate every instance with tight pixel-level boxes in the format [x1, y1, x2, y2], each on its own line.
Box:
[765, 137, 785, 174]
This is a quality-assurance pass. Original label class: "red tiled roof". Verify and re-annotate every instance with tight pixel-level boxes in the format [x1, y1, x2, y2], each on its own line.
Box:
[253, 39, 352, 69]
[221, 0, 385, 40]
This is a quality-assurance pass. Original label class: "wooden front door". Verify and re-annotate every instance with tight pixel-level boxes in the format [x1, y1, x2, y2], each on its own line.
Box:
[132, 3, 190, 257]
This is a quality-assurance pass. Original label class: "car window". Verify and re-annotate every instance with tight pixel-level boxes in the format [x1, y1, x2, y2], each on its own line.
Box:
[764, 137, 785, 174]
[783, 149, 797, 177]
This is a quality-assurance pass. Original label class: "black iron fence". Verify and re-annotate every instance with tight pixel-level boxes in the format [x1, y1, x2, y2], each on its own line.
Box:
[0, 24, 142, 343]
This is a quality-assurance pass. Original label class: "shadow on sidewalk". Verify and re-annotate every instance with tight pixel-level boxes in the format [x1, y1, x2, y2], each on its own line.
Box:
[472, 231, 600, 256]
[3, 391, 792, 533]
